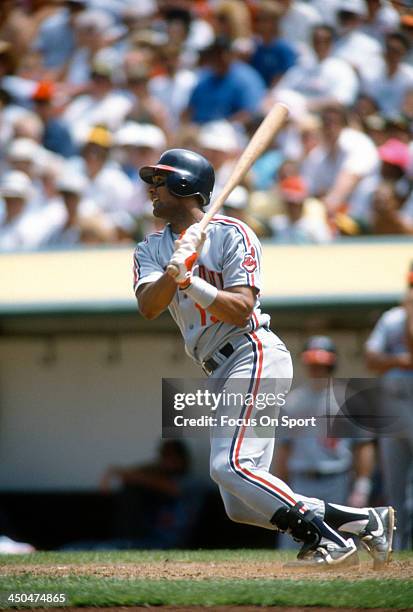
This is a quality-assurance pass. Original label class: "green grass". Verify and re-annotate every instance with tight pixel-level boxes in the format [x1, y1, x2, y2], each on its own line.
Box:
[1, 550, 412, 609]
[0, 549, 296, 565]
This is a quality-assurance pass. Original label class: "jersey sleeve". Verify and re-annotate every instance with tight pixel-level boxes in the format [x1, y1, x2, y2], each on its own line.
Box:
[365, 313, 388, 353]
[221, 222, 262, 290]
[133, 238, 164, 294]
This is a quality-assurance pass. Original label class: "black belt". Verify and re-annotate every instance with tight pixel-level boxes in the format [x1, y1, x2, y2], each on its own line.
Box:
[202, 342, 234, 376]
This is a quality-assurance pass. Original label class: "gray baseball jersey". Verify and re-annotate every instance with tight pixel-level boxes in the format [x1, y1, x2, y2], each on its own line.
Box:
[366, 305, 413, 549]
[281, 384, 354, 476]
[133, 215, 270, 364]
[365, 306, 413, 379]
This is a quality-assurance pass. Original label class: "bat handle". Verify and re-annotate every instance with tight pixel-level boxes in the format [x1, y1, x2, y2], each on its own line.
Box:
[167, 263, 179, 277]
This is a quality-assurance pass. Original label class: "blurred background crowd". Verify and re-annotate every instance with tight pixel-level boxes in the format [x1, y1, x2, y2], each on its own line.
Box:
[1, 0, 413, 250]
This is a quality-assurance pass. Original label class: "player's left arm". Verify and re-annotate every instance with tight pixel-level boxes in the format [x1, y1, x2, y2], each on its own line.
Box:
[206, 285, 257, 327]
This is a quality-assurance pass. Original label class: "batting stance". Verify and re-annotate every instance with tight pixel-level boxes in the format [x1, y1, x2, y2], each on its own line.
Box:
[133, 148, 394, 568]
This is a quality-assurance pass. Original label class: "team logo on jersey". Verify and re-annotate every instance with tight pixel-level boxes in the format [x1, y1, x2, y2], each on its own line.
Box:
[241, 247, 257, 273]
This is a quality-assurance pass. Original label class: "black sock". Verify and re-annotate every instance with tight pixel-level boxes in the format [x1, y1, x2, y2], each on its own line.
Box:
[324, 503, 370, 534]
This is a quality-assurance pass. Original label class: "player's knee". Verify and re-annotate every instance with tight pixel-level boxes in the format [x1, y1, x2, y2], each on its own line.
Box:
[224, 504, 249, 524]
[210, 459, 233, 488]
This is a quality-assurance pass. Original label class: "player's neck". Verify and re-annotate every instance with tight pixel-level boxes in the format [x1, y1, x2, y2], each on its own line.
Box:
[169, 208, 204, 234]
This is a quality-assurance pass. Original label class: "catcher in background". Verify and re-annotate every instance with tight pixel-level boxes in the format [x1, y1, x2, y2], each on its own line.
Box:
[134, 147, 395, 568]
[274, 336, 376, 550]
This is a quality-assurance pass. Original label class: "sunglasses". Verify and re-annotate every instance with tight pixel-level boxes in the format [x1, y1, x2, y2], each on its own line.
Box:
[152, 174, 167, 187]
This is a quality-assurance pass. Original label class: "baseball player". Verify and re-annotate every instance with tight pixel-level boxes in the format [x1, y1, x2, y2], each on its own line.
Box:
[133, 148, 394, 568]
[365, 263, 413, 549]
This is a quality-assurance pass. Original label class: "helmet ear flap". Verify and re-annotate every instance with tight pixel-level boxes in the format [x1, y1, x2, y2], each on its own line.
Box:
[166, 172, 196, 198]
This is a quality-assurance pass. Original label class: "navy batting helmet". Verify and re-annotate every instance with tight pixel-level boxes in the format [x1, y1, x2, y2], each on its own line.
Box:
[139, 148, 215, 206]
[301, 336, 337, 368]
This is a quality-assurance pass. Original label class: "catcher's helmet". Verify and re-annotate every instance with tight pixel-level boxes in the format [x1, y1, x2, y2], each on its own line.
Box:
[139, 148, 215, 206]
[301, 335, 337, 368]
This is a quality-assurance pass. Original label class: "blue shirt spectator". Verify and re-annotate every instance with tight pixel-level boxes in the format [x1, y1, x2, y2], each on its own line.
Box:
[43, 119, 77, 158]
[250, 39, 297, 87]
[189, 50, 265, 123]
[32, 4, 82, 70]
[32, 82, 76, 158]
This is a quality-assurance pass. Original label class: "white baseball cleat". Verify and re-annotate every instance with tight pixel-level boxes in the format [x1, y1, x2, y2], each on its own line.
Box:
[284, 539, 359, 569]
[359, 506, 395, 570]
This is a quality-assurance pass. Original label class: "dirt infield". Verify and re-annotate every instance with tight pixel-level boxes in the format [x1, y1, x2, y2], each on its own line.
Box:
[3, 558, 413, 581]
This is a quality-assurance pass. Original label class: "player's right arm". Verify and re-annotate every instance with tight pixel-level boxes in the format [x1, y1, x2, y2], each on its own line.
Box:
[133, 238, 177, 320]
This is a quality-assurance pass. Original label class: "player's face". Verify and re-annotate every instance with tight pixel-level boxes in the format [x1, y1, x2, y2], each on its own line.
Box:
[148, 173, 184, 220]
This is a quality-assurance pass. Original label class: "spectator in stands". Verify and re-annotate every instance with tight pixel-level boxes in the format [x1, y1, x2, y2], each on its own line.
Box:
[273, 24, 359, 111]
[249, 1, 297, 88]
[245, 113, 284, 191]
[362, 114, 388, 147]
[149, 44, 198, 134]
[159, 2, 214, 66]
[6, 138, 42, 197]
[62, 58, 132, 146]
[124, 64, 171, 142]
[278, 0, 322, 55]
[222, 185, 272, 238]
[301, 105, 379, 217]
[269, 176, 332, 243]
[348, 137, 411, 225]
[32, 0, 86, 72]
[0, 170, 35, 251]
[333, 0, 382, 80]
[371, 181, 413, 235]
[44, 171, 111, 246]
[274, 335, 376, 524]
[114, 121, 166, 223]
[13, 111, 44, 146]
[76, 127, 134, 226]
[197, 120, 240, 195]
[365, 264, 413, 548]
[64, 9, 115, 87]
[32, 81, 76, 158]
[362, 31, 413, 116]
[362, 0, 400, 39]
[0, 0, 53, 59]
[184, 36, 266, 125]
[212, 0, 252, 56]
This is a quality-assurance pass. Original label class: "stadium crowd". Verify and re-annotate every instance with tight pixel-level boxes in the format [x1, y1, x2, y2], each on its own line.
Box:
[1, 0, 413, 250]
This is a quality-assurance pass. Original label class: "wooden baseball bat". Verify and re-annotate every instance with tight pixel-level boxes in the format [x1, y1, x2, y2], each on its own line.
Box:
[167, 102, 289, 276]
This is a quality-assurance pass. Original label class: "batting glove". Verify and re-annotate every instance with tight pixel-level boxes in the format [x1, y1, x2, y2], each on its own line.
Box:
[174, 222, 206, 255]
[168, 243, 199, 288]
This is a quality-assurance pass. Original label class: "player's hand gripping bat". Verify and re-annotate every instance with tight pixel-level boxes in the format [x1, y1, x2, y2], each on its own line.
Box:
[167, 103, 289, 278]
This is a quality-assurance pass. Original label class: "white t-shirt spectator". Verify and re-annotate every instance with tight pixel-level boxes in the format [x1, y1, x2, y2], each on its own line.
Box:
[276, 55, 358, 107]
[280, 1, 322, 48]
[270, 213, 331, 244]
[333, 30, 383, 80]
[149, 69, 198, 132]
[68, 158, 134, 219]
[362, 2, 400, 39]
[63, 92, 133, 146]
[301, 128, 379, 198]
[0, 198, 65, 251]
[362, 62, 413, 115]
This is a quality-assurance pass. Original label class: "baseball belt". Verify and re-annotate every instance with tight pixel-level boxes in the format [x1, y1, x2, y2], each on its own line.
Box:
[202, 342, 234, 376]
